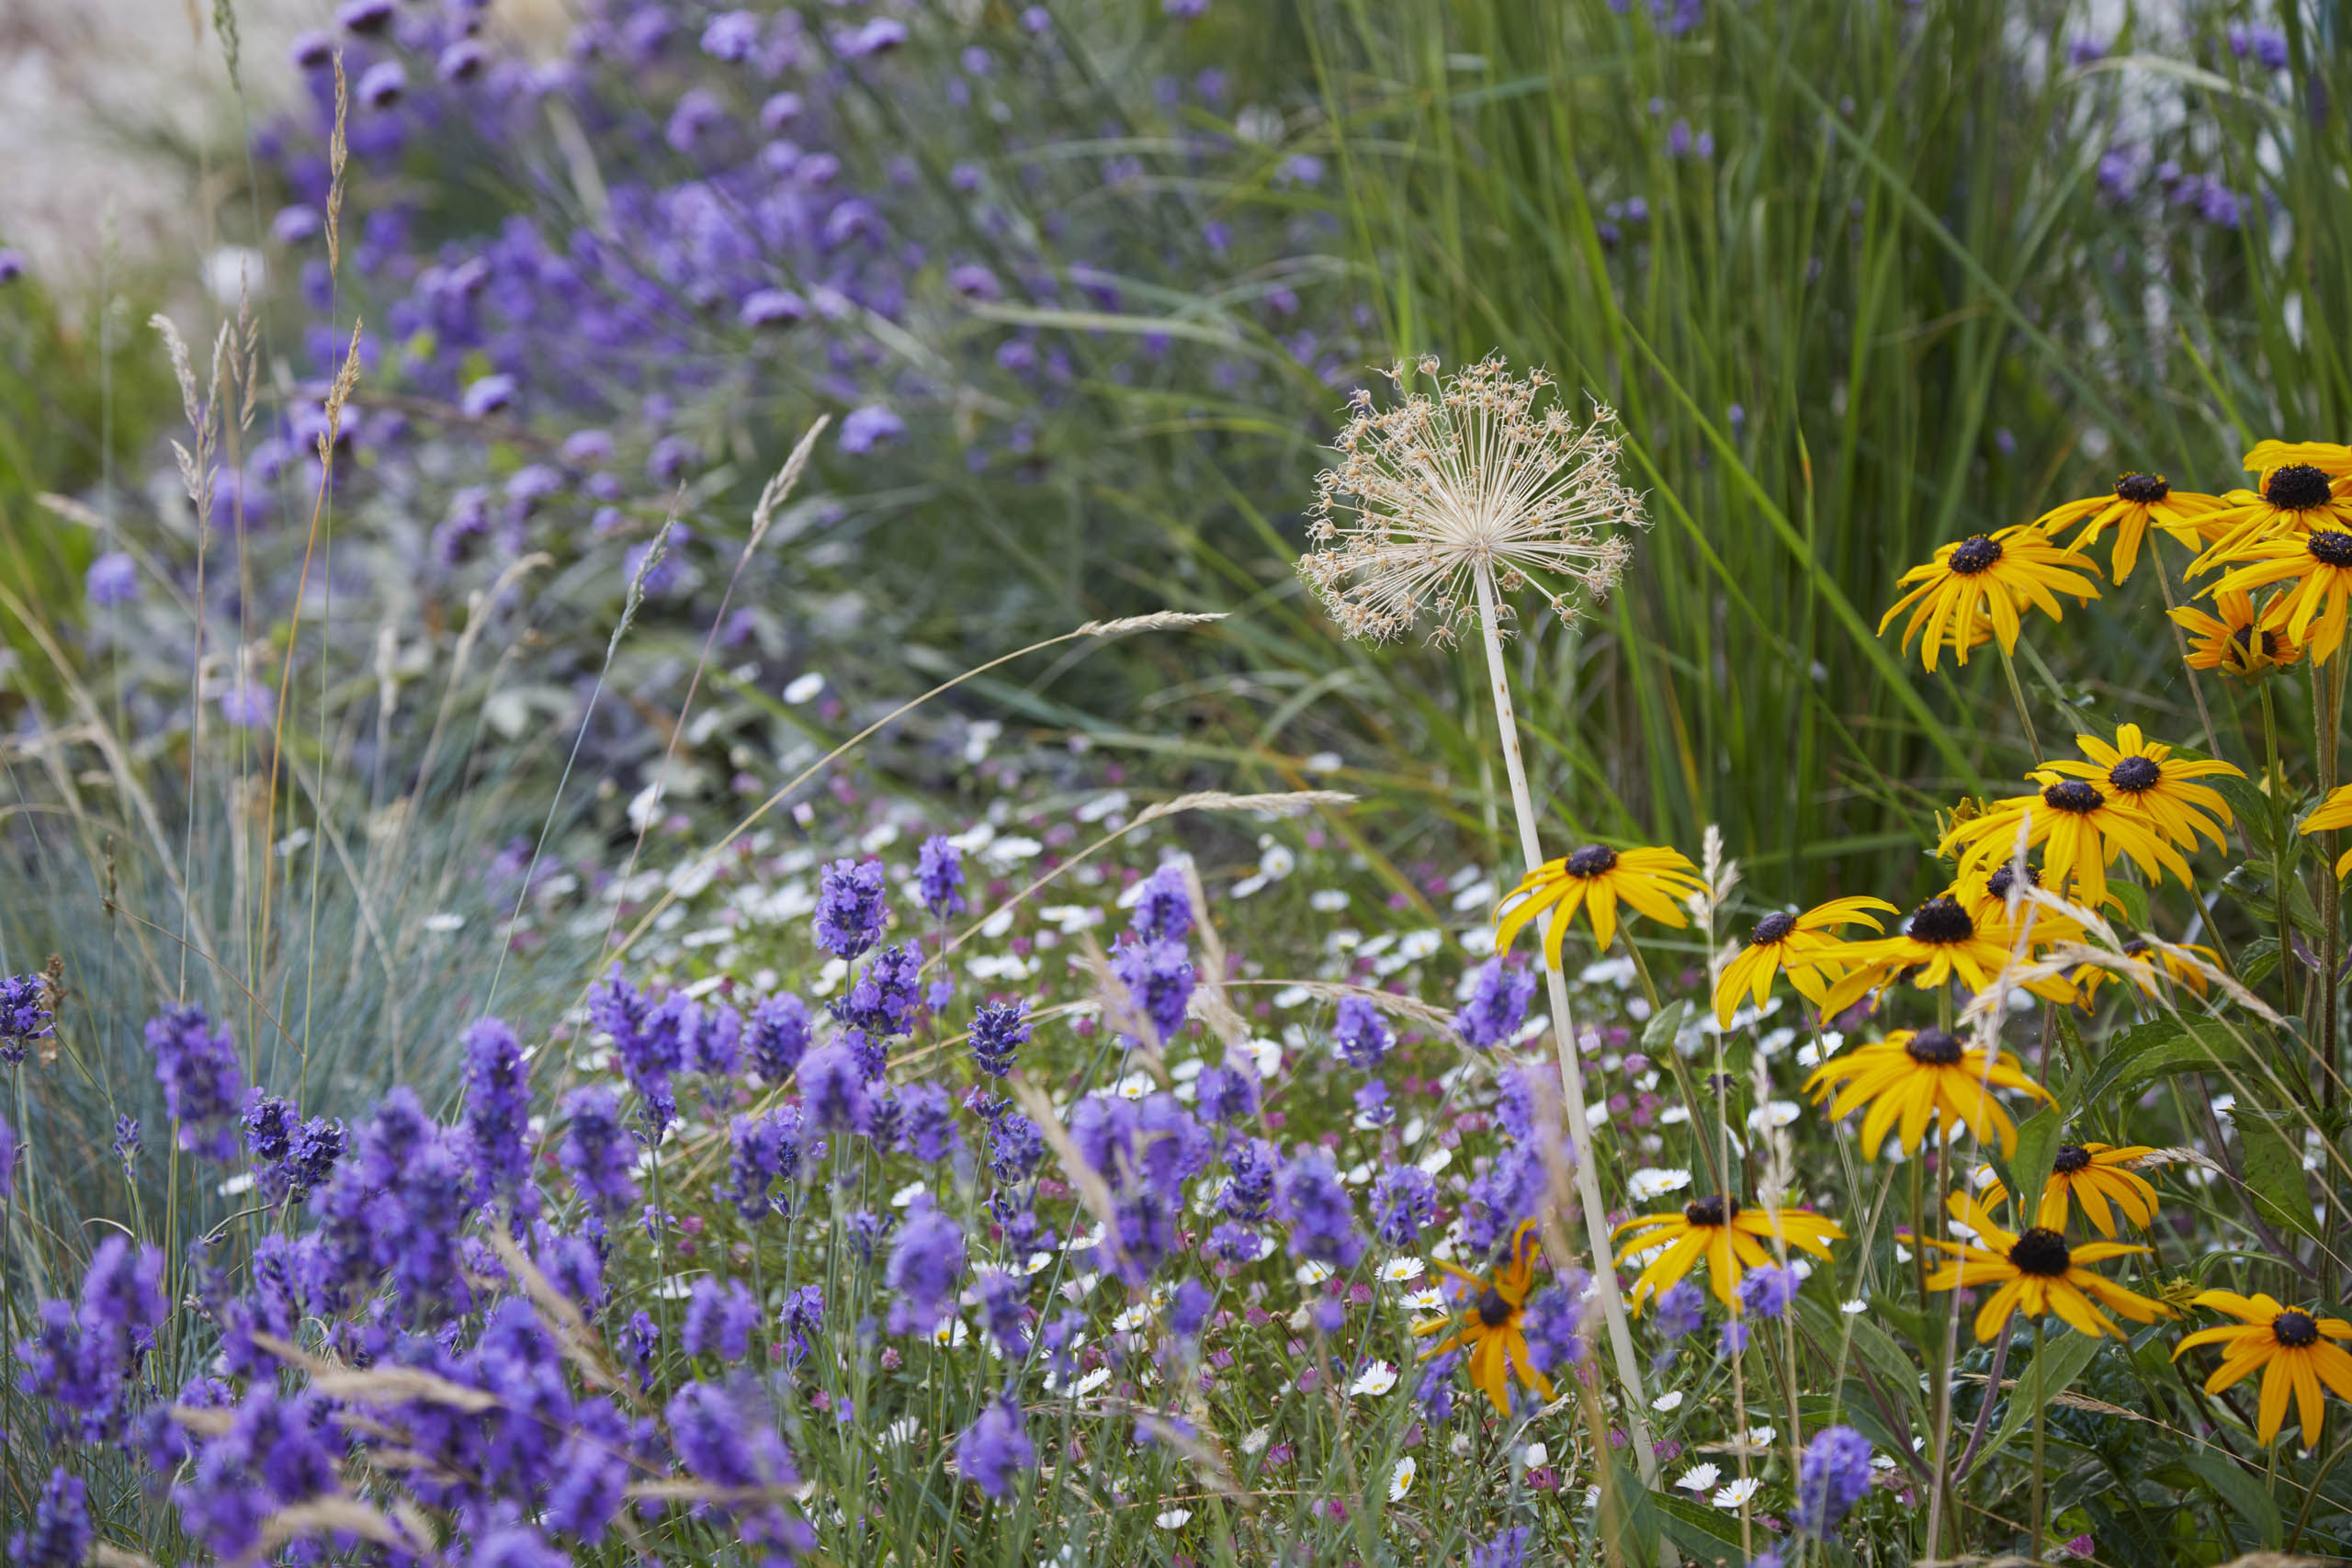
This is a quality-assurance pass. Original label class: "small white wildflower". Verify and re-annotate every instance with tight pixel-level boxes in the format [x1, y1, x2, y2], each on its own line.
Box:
[1309, 888, 1351, 912]
[1067, 1224, 1106, 1252]
[1712, 1477, 1761, 1509]
[932, 1316, 968, 1349]
[1840, 1299, 1869, 1315]
[1113, 1302, 1154, 1332]
[1072, 1367, 1111, 1397]
[1747, 1426, 1776, 1448]
[1398, 928, 1443, 960]
[1388, 1457, 1418, 1501]
[1401, 1286, 1446, 1313]
[1417, 1146, 1453, 1176]
[1295, 1260, 1336, 1287]
[1628, 1167, 1693, 1201]
[1115, 1072, 1155, 1100]
[1154, 1507, 1192, 1530]
[783, 671, 825, 704]
[1351, 1361, 1399, 1397]
[1521, 1442, 1549, 1470]
[1651, 1391, 1684, 1413]
[1676, 1463, 1720, 1493]
[423, 912, 464, 933]
[889, 1181, 928, 1208]
[1259, 842, 1297, 879]
[1381, 1257, 1426, 1283]
[1746, 1100, 1800, 1133]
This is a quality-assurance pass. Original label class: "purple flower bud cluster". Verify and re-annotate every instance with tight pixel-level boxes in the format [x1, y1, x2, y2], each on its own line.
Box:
[1130, 862, 1193, 942]
[1371, 1163, 1435, 1246]
[970, 998, 1030, 1077]
[917, 833, 967, 918]
[1460, 1144, 1548, 1256]
[683, 1277, 763, 1361]
[16, 1235, 165, 1440]
[461, 1016, 536, 1210]
[836, 940, 925, 1040]
[814, 858, 890, 959]
[242, 1089, 345, 1206]
[956, 1393, 1035, 1498]
[885, 1196, 967, 1337]
[1736, 1262, 1801, 1319]
[749, 991, 812, 1082]
[1330, 994, 1391, 1069]
[559, 1086, 639, 1216]
[1455, 958, 1534, 1050]
[1109, 935, 1194, 1047]
[1272, 1146, 1364, 1269]
[1795, 1425, 1876, 1535]
[142, 1005, 246, 1159]
[9, 1469, 92, 1568]
[726, 1105, 804, 1219]
[0, 971, 53, 1061]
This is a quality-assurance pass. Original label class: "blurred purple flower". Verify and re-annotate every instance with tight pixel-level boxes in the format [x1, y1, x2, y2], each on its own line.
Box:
[356, 61, 407, 109]
[956, 1394, 1035, 1497]
[143, 1006, 244, 1159]
[840, 404, 907, 454]
[461, 373, 517, 418]
[701, 9, 762, 62]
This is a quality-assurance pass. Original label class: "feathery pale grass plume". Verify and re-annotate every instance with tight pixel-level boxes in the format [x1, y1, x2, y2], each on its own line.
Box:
[1299, 354, 1644, 644]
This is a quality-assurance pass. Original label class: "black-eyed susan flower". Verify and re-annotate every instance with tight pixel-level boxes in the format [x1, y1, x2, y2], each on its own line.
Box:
[2244, 439, 2352, 479]
[1613, 1193, 1844, 1315]
[1495, 843, 1704, 965]
[2071, 936, 2221, 1006]
[1910, 1192, 2172, 1342]
[2174, 1291, 2352, 1449]
[2190, 455, 2352, 570]
[2301, 785, 2352, 877]
[2037, 725, 2241, 857]
[1879, 527, 2103, 673]
[2030, 473, 2226, 582]
[2199, 525, 2352, 664]
[1414, 1219, 1552, 1416]
[1977, 1142, 2163, 1235]
[1804, 1027, 2054, 1156]
[1816, 894, 2080, 1015]
[1941, 773, 2192, 912]
[2169, 589, 2302, 678]
[1710, 896, 1900, 1027]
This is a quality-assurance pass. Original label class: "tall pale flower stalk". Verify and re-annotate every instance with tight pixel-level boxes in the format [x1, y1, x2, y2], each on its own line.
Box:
[1300, 355, 1659, 1480]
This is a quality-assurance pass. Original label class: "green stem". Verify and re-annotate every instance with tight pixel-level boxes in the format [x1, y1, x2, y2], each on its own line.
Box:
[2263, 678, 2299, 1016]
[1997, 640, 2043, 763]
[2031, 1315, 2048, 1560]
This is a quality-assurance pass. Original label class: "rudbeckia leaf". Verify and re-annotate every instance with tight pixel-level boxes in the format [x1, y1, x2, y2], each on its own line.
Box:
[2233, 1105, 2323, 1244]
[1990, 1104, 2065, 1234]
[1793, 1295, 1927, 1431]
[1640, 998, 1692, 1056]
[1652, 1491, 1751, 1562]
[1962, 1329, 2106, 1483]
[2077, 1018, 2256, 1109]
[2171, 1452, 2285, 1551]
[2108, 878, 2151, 932]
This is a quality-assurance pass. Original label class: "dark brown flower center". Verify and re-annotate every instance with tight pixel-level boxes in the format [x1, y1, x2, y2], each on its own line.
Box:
[1477, 1286, 1514, 1328]
[1907, 896, 1975, 946]
[1904, 1028, 1966, 1066]
[2115, 473, 2170, 503]
[2052, 1145, 2092, 1175]
[1948, 536, 2003, 576]
[1684, 1194, 1737, 1227]
[2108, 755, 2162, 794]
[1750, 911, 1799, 946]
[2008, 1227, 2072, 1278]
[2042, 780, 2105, 814]
[1984, 863, 2039, 902]
[2309, 530, 2352, 568]
[1564, 844, 1619, 879]
[2268, 464, 2335, 511]
[2275, 1309, 2320, 1348]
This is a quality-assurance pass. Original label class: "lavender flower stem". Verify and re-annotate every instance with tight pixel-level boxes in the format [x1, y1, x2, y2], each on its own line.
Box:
[1471, 563, 1658, 1488]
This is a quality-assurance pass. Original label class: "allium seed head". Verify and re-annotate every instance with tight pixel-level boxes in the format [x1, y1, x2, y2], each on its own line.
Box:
[1298, 354, 1645, 643]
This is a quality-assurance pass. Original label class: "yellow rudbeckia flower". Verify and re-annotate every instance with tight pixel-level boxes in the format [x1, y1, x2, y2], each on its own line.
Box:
[1710, 896, 1898, 1027]
[1879, 527, 2102, 673]
[1495, 844, 1704, 966]
[2175, 1291, 2352, 1450]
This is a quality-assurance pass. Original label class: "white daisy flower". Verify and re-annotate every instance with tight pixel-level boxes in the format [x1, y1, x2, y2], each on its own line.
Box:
[1747, 1427, 1777, 1448]
[1350, 1360, 1399, 1397]
[1840, 1298, 1869, 1314]
[1711, 1477, 1761, 1509]
[1651, 1391, 1684, 1413]
[1521, 1442, 1549, 1470]
[1627, 1167, 1693, 1202]
[1401, 1286, 1447, 1313]
[1675, 1463, 1720, 1493]
[1295, 1260, 1336, 1287]
[1381, 1257, 1426, 1283]
[1154, 1508, 1193, 1530]
[1388, 1457, 1418, 1501]
[1072, 1367, 1111, 1397]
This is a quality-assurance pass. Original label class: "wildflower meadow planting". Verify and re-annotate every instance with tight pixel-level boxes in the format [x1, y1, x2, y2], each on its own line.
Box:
[11, 2, 2352, 1564]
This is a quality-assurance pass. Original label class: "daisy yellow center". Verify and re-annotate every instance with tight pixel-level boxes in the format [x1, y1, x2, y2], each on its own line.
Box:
[1906, 896, 1975, 945]
[1903, 1029, 1965, 1066]
[2267, 464, 2334, 511]
[1749, 911, 1799, 946]
[2041, 780, 2105, 814]
[2115, 472, 2168, 503]
[2108, 756, 2161, 794]
[2007, 1227, 2072, 1278]
[2309, 530, 2352, 569]
[1684, 1194, 1737, 1227]
[2275, 1309, 2320, 1348]
[1563, 844, 1619, 879]
[1476, 1286, 1514, 1328]
[2052, 1145, 2091, 1174]
[1947, 536, 2003, 576]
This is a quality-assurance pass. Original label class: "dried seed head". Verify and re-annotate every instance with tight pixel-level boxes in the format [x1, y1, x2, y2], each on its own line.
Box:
[1297, 354, 1645, 643]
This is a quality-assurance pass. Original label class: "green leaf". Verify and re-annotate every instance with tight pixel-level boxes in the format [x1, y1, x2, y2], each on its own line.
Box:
[1796, 1386, 1925, 1481]
[1794, 1295, 1927, 1429]
[2078, 1018, 2256, 1109]
[1641, 998, 1692, 1056]
[2181, 1450, 2286, 1550]
[1962, 1328, 2106, 1482]
[1994, 1104, 2065, 1229]
[2107, 878, 2151, 932]
[1867, 1292, 1934, 1352]
[2235, 1105, 2322, 1242]
[2212, 773, 2286, 858]
[1650, 1491, 1747, 1565]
